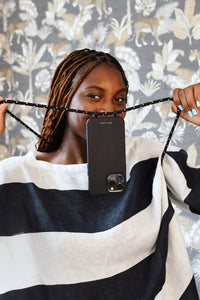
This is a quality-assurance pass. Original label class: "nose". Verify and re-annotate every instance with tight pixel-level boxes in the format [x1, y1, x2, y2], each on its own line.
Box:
[99, 100, 115, 116]
[99, 101, 126, 119]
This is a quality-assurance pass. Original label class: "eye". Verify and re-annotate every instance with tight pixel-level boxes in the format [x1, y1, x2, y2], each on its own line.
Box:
[87, 94, 101, 101]
[115, 96, 127, 104]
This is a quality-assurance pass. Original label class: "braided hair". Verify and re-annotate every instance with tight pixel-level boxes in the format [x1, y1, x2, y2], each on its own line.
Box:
[37, 48, 129, 152]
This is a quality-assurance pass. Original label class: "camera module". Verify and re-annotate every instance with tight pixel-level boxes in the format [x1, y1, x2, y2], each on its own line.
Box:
[106, 173, 125, 193]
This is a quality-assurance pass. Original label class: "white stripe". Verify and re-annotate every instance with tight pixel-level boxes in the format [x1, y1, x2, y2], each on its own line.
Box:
[0, 196, 166, 294]
[155, 215, 194, 300]
[0, 151, 88, 191]
[163, 154, 192, 211]
[0, 137, 168, 191]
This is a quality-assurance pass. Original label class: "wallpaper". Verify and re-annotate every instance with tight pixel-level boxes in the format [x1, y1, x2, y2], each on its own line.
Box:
[0, 0, 200, 294]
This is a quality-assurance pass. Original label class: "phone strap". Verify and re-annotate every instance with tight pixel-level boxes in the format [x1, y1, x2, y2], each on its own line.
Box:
[0, 97, 180, 161]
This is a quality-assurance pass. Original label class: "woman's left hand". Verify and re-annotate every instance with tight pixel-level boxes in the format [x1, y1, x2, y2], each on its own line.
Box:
[172, 82, 200, 126]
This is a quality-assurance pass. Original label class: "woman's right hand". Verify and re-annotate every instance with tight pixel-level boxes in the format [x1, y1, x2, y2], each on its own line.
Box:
[0, 98, 9, 136]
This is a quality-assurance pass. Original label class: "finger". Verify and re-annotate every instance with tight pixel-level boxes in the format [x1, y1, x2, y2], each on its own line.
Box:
[173, 87, 197, 118]
[0, 97, 9, 113]
[0, 111, 7, 136]
[181, 84, 200, 118]
[172, 88, 187, 114]
[194, 83, 200, 108]
[183, 85, 198, 117]
[0, 97, 5, 105]
[0, 97, 9, 136]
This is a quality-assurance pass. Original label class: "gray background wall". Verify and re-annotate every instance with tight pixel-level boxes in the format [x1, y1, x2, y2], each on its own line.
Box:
[0, 0, 200, 294]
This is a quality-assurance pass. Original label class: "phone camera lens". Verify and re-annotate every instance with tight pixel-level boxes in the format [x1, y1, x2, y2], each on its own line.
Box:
[117, 183, 123, 190]
[116, 175, 123, 182]
[108, 180, 115, 187]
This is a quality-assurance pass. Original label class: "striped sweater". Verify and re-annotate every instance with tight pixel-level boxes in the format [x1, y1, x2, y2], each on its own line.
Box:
[0, 137, 199, 299]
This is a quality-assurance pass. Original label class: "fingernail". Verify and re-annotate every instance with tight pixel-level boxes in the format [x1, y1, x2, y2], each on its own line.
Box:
[192, 109, 197, 116]
[178, 105, 184, 111]
[188, 111, 193, 118]
[196, 101, 200, 107]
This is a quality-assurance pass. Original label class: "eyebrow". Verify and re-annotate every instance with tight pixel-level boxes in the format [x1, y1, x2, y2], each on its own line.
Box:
[85, 86, 127, 93]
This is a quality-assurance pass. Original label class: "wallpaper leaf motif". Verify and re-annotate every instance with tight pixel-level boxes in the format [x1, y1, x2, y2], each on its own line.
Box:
[192, 24, 200, 40]
[12, 41, 49, 101]
[147, 40, 185, 86]
[19, 0, 39, 18]
[107, 16, 130, 46]
[184, 0, 195, 22]
[173, 0, 200, 44]
[139, 79, 160, 97]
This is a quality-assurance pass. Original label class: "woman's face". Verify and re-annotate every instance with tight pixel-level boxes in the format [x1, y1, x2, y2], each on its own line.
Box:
[66, 62, 127, 141]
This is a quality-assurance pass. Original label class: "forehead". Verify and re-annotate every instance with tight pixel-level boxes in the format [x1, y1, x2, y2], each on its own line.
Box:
[75, 62, 126, 88]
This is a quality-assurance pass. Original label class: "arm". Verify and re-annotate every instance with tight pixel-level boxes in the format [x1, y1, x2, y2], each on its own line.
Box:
[0, 97, 9, 136]
[166, 82, 200, 214]
[164, 150, 200, 215]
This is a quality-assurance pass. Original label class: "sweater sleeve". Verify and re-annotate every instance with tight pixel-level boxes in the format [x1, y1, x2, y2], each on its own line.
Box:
[163, 149, 200, 214]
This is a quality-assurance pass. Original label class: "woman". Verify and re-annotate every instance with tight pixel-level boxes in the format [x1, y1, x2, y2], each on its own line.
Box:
[0, 49, 200, 299]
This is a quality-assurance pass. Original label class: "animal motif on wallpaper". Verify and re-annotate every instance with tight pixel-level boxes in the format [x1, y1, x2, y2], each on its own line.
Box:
[47, 41, 72, 65]
[7, 20, 32, 43]
[72, 0, 112, 19]
[134, 16, 164, 47]
[0, 68, 16, 91]
[133, 1, 179, 47]
[0, 34, 10, 56]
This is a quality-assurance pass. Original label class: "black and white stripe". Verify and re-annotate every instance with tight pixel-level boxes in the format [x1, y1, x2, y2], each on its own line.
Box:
[0, 137, 199, 299]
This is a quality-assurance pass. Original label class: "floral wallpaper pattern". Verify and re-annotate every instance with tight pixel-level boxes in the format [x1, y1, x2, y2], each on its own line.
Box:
[0, 0, 200, 294]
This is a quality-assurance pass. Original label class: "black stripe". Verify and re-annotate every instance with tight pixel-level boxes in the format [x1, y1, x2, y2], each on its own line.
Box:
[180, 277, 199, 300]
[167, 150, 200, 214]
[0, 203, 183, 300]
[0, 158, 158, 236]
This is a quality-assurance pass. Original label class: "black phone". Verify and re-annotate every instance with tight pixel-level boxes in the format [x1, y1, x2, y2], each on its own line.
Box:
[86, 116, 126, 194]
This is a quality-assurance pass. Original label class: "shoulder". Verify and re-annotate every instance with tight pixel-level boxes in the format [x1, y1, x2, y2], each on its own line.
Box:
[126, 136, 162, 160]
[0, 153, 27, 169]
[125, 136, 180, 170]
[126, 136, 180, 155]
[0, 151, 36, 184]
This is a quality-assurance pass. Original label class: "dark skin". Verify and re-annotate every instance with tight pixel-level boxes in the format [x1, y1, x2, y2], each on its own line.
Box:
[37, 63, 127, 164]
[172, 83, 200, 126]
[0, 65, 200, 164]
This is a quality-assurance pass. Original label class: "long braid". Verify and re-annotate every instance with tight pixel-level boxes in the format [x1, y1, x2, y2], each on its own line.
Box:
[37, 49, 129, 153]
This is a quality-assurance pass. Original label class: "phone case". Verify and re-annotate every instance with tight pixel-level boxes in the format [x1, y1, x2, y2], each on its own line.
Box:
[86, 117, 126, 194]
